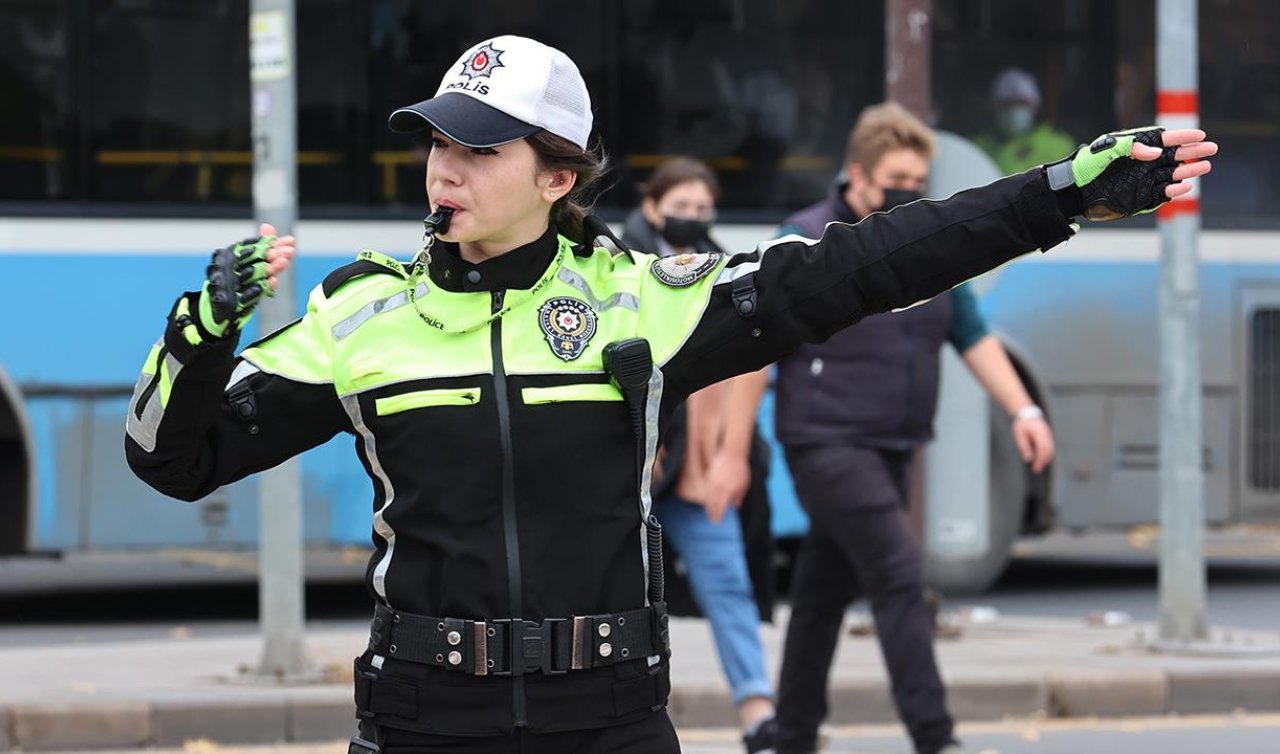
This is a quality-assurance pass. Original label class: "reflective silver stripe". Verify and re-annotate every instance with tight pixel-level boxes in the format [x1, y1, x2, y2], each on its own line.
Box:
[712, 234, 817, 286]
[225, 360, 261, 390]
[332, 289, 413, 341]
[341, 395, 397, 599]
[637, 366, 664, 606]
[719, 223, 948, 309]
[126, 341, 186, 454]
[163, 351, 185, 393]
[240, 354, 332, 386]
[557, 268, 640, 312]
[890, 298, 935, 313]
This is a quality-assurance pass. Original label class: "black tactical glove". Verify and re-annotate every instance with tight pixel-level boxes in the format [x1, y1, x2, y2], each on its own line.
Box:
[173, 236, 274, 346]
[1046, 127, 1180, 222]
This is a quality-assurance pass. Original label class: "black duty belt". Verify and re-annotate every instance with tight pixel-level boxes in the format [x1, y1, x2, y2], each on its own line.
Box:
[367, 602, 670, 676]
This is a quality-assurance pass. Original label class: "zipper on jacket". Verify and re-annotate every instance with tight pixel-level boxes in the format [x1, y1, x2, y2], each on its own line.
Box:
[134, 345, 169, 420]
[490, 290, 527, 726]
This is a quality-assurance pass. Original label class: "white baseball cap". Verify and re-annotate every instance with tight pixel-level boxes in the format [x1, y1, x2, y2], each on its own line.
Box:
[388, 35, 593, 150]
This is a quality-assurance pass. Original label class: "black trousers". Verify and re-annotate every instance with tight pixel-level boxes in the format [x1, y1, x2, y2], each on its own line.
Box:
[776, 445, 954, 754]
[376, 709, 681, 753]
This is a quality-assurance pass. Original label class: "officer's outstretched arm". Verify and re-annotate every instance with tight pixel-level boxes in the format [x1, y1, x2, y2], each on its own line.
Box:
[656, 127, 1215, 396]
[126, 236, 349, 502]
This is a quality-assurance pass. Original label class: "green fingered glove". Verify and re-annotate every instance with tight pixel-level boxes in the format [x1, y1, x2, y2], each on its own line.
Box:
[1046, 127, 1179, 222]
[174, 236, 275, 346]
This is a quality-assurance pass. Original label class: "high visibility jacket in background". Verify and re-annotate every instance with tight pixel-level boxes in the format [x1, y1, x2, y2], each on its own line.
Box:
[974, 123, 1078, 176]
[125, 169, 1074, 735]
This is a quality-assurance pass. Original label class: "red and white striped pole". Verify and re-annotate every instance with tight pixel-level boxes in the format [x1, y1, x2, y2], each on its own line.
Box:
[1155, 0, 1208, 644]
[1156, 89, 1201, 219]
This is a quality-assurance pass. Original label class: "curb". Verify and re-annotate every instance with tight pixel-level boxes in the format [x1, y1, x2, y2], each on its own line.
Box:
[4, 671, 1280, 751]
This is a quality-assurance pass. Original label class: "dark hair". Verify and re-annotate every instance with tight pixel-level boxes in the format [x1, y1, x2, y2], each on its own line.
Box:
[639, 156, 721, 203]
[525, 130, 609, 243]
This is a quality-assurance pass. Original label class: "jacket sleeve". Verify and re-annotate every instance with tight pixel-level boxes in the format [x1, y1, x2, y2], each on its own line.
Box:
[660, 168, 1074, 397]
[125, 286, 350, 502]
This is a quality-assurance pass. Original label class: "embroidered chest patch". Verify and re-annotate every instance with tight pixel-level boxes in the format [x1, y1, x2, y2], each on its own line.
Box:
[651, 252, 721, 287]
[538, 297, 597, 361]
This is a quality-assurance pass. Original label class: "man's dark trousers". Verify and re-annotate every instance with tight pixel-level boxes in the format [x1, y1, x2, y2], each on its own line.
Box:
[776, 444, 954, 754]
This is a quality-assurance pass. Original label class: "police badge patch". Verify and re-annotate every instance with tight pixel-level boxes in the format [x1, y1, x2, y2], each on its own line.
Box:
[538, 297, 597, 361]
[651, 252, 721, 287]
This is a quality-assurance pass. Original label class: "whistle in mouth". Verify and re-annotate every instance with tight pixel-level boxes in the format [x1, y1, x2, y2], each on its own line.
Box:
[423, 206, 454, 237]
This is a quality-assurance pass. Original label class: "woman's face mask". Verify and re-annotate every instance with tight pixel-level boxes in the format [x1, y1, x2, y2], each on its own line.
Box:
[660, 216, 712, 247]
[997, 104, 1036, 136]
[650, 178, 717, 248]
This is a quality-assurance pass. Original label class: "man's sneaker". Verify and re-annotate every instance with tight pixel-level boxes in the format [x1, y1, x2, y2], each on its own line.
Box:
[743, 715, 778, 753]
[935, 741, 965, 753]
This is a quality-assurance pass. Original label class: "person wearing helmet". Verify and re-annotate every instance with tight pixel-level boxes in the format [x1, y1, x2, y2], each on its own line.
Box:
[124, 33, 1215, 754]
[974, 66, 1078, 175]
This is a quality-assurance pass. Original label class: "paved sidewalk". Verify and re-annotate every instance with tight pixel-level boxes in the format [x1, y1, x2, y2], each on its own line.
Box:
[2, 608, 1279, 751]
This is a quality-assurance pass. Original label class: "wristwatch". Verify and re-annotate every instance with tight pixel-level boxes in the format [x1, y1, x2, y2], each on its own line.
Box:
[1014, 405, 1045, 422]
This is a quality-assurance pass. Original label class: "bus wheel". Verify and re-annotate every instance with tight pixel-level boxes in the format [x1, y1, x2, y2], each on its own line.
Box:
[0, 365, 34, 555]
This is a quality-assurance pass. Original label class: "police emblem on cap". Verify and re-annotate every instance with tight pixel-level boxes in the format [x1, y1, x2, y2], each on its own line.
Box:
[651, 253, 721, 287]
[459, 42, 505, 80]
[538, 297, 597, 361]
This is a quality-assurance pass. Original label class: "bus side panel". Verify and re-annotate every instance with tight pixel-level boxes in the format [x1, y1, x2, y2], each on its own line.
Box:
[981, 259, 1272, 528]
[2, 254, 371, 551]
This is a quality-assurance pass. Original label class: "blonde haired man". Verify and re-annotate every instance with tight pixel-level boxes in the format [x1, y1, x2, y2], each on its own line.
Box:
[772, 102, 1054, 754]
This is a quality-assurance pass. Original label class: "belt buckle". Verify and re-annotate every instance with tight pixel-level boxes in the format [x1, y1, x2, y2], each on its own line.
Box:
[495, 618, 567, 676]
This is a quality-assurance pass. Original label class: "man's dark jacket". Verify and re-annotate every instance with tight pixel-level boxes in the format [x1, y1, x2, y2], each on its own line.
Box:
[776, 188, 958, 451]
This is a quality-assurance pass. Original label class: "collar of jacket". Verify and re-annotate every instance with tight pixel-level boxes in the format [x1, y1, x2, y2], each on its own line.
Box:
[428, 224, 559, 292]
[832, 181, 863, 224]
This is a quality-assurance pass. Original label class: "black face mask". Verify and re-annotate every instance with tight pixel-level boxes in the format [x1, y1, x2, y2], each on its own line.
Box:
[659, 216, 712, 248]
[878, 188, 924, 212]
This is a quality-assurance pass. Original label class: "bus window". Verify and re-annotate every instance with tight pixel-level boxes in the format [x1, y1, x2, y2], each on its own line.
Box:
[932, 0, 1280, 229]
[0, 0, 72, 202]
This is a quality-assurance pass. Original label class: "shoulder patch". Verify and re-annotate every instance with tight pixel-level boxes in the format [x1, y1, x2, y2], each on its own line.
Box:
[322, 251, 408, 298]
[650, 252, 722, 287]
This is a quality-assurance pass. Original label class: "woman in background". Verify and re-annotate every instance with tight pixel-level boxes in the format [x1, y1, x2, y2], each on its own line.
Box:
[623, 157, 779, 754]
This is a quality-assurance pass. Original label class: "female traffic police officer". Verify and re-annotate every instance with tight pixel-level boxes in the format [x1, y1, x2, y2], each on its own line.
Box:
[125, 33, 1214, 754]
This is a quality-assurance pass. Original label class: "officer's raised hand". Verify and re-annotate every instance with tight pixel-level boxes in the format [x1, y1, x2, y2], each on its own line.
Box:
[1047, 127, 1216, 222]
[176, 222, 296, 346]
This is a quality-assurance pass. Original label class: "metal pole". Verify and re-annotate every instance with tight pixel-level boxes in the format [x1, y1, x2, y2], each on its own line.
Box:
[249, 0, 312, 677]
[885, 0, 935, 543]
[1156, 0, 1208, 642]
[885, 0, 932, 121]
